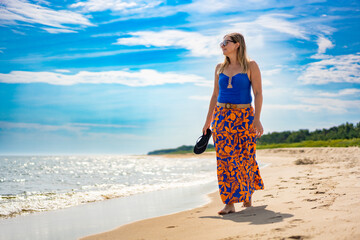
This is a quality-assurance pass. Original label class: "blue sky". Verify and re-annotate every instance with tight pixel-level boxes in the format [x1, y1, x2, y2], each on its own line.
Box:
[0, 0, 359, 155]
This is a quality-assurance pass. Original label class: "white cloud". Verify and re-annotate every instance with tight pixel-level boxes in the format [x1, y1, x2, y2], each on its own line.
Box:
[262, 68, 282, 76]
[68, 0, 330, 23]
[54, 69, 71, 73]
[259, 68, 284, 86]
[298, 53, 360, 84]
[265, 97, 360, 113]
[111, 13, 309, 58]
[79, 131, 152, 140]
[0, 69, 209, 86]
[300, 97, 360, 113]
[72, 123, 139, 128]
[264, 103, 323, 112]
[10, 48, 167, 63]
[0, 121, 148, 140]
[212, 13, 309, 54]
[316, 35, 334, 54]
[69, 0, 162, 13]
[0, 0, 95, 33]
[0, 121, 139, 131]
[181, 0, 233, 14]
[261, 78, 273, 86]
[183, 0, 328, 15]
[0, 121, 86, 133]
[317, 88, 360, 97]
[114, 30, 220, 57]
[263, 85, 360, 114]
[310, 35, 335, 59]
[254, 13, 309, 40]
[70, 0, 138, 12]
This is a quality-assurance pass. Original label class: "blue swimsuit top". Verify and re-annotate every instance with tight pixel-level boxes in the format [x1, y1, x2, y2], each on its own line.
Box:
[217, 72, 252, 104]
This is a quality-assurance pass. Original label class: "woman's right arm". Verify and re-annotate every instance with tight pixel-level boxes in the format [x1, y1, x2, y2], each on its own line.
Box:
[202, 63, 221, 135]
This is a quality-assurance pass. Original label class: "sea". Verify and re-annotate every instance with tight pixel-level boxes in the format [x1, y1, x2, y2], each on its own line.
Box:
[0, 154, 217, 219]
[0, 154, 266, 220]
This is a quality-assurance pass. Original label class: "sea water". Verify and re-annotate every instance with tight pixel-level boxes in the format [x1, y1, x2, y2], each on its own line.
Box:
[0, 154, 266, 219]
[0, 154, 218, 219]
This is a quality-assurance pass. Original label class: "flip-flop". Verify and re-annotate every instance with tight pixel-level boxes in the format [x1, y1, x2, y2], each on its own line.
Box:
[193, 128, 212, 154]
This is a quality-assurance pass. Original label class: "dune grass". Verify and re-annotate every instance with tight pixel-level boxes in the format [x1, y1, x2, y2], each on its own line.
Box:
[256, 138, 360, 149]
[148, 138, 360, 155]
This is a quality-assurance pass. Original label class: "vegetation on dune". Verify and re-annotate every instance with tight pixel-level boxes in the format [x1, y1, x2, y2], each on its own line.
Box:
[147, 122, 360, 155]
[257, 122, 360, 145]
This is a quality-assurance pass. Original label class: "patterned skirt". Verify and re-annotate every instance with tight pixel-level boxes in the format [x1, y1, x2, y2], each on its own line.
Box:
[210, 104, 264, 204]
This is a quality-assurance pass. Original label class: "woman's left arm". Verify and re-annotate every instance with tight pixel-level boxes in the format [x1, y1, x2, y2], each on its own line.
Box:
[250, 60, 264, 138]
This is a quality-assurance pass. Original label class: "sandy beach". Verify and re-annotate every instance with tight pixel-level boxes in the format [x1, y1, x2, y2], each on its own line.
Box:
[80, 147, 360, 240]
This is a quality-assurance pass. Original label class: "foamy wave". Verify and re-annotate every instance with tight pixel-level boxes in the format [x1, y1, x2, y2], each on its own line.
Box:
[0, 175, 215, 219]
[0, 155, 217, 219]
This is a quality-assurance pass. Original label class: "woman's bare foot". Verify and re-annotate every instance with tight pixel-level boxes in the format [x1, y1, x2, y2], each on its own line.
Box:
[242, 200, 252, 207]
[218, 203, 235, 215]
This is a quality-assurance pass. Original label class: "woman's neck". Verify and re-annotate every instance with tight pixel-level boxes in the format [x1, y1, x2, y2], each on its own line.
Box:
[229, 54, 240, 66]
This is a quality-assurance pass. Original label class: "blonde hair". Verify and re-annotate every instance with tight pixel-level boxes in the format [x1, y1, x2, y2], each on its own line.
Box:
[217, 32, 250, 75]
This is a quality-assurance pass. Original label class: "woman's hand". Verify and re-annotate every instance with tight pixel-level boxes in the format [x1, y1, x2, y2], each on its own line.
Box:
[253, 119, 264, 138]
[202, 122, 211, 135]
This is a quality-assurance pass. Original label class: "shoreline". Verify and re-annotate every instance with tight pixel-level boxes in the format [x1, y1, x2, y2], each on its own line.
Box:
[80, 147, 360, 240]
[0, 152, 218, 221]
[0, 178, 219, 240]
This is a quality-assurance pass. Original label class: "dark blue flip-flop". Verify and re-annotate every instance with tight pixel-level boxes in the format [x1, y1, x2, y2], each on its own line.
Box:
[193, 128, 212, 154]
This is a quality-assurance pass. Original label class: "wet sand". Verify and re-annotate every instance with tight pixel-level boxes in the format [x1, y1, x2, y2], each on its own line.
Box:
[80, 147, 360, 240]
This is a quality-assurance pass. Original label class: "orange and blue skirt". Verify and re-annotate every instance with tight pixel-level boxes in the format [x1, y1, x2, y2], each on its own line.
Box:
[211, 104, 264, 204]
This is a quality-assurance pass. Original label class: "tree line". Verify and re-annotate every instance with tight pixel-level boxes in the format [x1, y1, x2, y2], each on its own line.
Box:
[147, 121, 359, 155]
[257, 121, 360, 145]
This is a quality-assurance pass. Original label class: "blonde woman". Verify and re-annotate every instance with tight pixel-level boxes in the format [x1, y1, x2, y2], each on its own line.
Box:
[203, 32, 265, 215]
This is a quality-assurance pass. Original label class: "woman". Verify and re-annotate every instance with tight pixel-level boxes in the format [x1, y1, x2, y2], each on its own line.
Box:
[202, 32, 265, 215]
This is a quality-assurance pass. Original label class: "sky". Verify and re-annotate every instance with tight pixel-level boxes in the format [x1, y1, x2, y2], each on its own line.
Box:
[0, 0, 359, 155]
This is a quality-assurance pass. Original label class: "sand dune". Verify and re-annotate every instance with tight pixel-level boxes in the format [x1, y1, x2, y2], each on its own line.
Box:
[80, 147, 360, 240]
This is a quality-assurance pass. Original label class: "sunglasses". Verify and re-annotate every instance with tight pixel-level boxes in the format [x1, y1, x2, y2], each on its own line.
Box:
[220, 39, 236, 47]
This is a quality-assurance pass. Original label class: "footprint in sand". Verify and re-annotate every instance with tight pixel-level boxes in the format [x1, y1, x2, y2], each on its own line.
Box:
[289, 206, 301, 210]
[312, 203, 331, 209]
[288, 235, 307, 239]
[319, 176, 332, 180]
[166, 225, 177, 228]
[289, 218, 304, 223]
[272, 227, 285, 231]
[304, 198, 318, 202]
[301, 187, 317, 190]
[264, 194, 274, 198]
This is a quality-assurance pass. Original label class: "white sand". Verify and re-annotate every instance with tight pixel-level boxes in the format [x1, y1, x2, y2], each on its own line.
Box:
[80, 147, 360, 240]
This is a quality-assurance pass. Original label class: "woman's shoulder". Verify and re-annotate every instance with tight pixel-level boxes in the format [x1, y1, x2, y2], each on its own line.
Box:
[215, 63, 222, 75]
[247, 59, 260, 80]
[248, 59, 258, 68]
